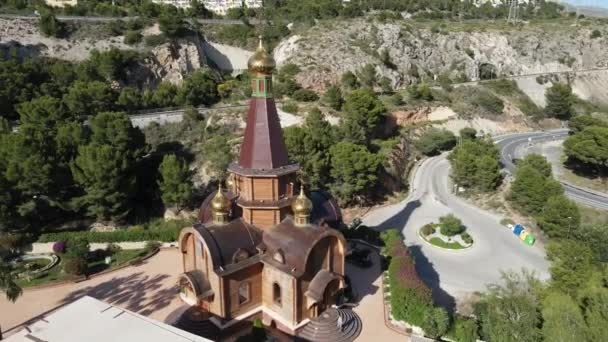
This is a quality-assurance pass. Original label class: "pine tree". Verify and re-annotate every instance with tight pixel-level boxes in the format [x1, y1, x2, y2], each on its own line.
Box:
[71, 112, 144, 222]
[538, 195, 580, 238]
[322, 85, 343, 110]
[541, 292, 587, 342]
[545, 82, 574, 120]
[158, 154, 193, 210]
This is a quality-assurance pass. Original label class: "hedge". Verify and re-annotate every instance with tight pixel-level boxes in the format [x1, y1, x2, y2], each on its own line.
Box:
[381, 230, 434, 327]
[38, 219, 191, 243]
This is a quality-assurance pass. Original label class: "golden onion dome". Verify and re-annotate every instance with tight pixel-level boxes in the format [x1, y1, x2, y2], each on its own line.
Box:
[292, 185, 313, 216]
[211, 184, 230, 213]
[248, 36, 276, 75]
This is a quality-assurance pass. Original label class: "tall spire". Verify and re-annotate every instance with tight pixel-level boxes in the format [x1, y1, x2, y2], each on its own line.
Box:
[238, 37, 289, 170]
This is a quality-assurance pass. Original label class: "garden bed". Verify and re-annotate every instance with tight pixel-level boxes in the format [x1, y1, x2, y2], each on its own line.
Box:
[419, 218, 474, 251]
[14, 248, 150, 288]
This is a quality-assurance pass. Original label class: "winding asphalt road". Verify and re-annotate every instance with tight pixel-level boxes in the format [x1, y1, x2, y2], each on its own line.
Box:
[362, 155, 550, 304]
[495, 130, 608, 210]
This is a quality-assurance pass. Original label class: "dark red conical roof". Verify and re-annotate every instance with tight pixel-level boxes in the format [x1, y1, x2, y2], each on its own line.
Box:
[238, 97, 289, 170]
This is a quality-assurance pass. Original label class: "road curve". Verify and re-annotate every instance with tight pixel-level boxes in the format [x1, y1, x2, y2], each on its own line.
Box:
[494, 130, 608, 210]
[362, 155, 550, 302]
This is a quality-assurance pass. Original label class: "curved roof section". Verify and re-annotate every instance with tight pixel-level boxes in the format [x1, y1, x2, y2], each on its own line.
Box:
[183, 220, 262, 271]
[261, 218, 345, 277]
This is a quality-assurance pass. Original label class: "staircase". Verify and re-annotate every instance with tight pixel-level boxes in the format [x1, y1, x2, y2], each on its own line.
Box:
[173, 307, 220, 340]
[296, 308, 362, 342]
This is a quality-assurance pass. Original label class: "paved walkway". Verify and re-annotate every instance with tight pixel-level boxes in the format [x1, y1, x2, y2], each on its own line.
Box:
[0, 249, 183, 337]
[348, 251, 409, 342]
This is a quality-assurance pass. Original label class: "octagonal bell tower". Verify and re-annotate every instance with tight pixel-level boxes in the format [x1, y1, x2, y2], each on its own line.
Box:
[226, 37, 299, 229]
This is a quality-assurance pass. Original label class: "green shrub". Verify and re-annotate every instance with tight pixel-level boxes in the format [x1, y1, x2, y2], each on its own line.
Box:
[590, 29, 602, 39]
[291, 89, 319, 102]
[421, 224, 436, 237]
[472, 91, 504, 115]
[439, 214, 464, 236]
[461, 232, 473, 245]
[452, 317, 479, 342]
[281, 101, 298, 114]
[39, 219, 190, 243]
[124, 30, 142, 45]
[414, 128, 457, 156]
[144, 34, 168, 47]
[63, 256, 88, 276]
[421, 307, 450, 339]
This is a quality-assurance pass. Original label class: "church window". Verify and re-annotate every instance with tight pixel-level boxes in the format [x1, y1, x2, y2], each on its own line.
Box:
[195, 241, 203, 257]
[273, 283, 282, 306]
[238, 282, 250, 305]
[273, 249, 284, 264]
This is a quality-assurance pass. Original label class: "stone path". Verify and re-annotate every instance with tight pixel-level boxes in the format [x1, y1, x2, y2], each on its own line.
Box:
[0, 249, 183, 337]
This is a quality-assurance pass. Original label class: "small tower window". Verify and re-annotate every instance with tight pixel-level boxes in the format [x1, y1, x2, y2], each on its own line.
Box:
[273, 249, 284, 264]
[238, 282, 250, 305]
[273, 283, 282, 306]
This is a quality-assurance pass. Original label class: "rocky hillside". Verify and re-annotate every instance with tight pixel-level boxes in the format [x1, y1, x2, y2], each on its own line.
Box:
[0, 19, 209, 87]
[274, 18, 608, 98]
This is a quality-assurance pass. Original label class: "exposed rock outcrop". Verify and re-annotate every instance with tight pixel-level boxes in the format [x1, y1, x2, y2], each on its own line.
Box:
[274, 19, 608, 98]
[0, 18, 210, 87]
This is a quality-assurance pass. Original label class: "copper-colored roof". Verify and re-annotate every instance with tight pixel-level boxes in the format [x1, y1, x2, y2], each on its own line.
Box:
[179, 270, 214, 299]
[238, 97, 289, 170]
[192, 220, 262, 270]
[261, 218, 345, 277]
[304, 270, 343, 303]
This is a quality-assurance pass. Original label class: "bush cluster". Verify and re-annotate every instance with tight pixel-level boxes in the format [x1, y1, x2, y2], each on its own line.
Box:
[421, 224, 436, 237]
[39, 220, 190, 243]
[381, 230, 434, 327]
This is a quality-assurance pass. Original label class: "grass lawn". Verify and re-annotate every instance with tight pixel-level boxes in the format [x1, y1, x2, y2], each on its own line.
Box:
[16, 249, 148, 288]
[427, 237, 466, 250]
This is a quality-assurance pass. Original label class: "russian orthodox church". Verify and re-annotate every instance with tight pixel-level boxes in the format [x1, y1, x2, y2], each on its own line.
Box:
[177, 38, 347, 336]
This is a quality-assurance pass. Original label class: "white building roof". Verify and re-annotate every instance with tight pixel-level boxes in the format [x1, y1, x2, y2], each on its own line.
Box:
[5, 296, 212, 342]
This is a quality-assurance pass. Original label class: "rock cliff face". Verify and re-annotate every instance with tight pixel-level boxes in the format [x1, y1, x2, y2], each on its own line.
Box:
[274, 19, 608, 93]
[0, 19, 209, 87]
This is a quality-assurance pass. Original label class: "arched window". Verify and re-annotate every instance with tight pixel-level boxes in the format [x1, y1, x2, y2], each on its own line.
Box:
[273, 283, 282, 306]
[273, 249, 284, 264]
[238, 282, 250, 305]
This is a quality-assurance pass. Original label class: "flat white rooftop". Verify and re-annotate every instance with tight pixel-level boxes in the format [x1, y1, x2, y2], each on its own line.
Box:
[5, 296, 211, 342]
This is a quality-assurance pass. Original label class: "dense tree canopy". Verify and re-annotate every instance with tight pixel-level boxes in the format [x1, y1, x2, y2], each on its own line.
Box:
[448, 138, 502, 192]
[563, 126, 608, 174]
[476, 271, 542, 342]
[71, 112, 145, 221]
[414, 128, 456, 156]
[545, 82, 574, 120]
[158, 154, 192, 210]
[547, 240, 597, 297]
[569, 115, 607, 133]
[538, 195, 580, 238]
[541, 291, 587, 342]
[329, 142, 382, 204]
[509, 164, 563, 215]
[340, 88, 386, 146]
[518, 153, 553, 178]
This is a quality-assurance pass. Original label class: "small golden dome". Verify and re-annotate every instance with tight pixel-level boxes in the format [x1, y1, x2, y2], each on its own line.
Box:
[211, 184, 230, 213]
[292, 185, 313, 217]
[248, 36, 276, 75]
